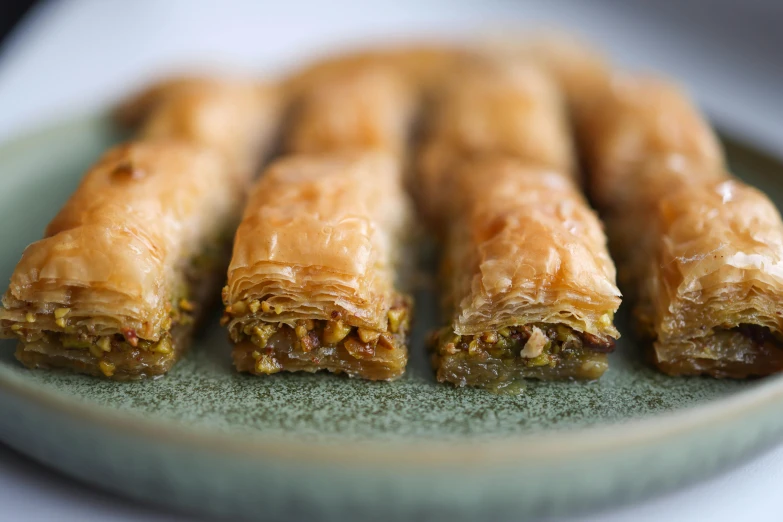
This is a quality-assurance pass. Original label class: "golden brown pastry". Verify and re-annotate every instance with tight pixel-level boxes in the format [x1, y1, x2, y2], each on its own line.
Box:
[118, 77, 282, 178]
[578, 75, 783, 378]
[0, 77, 282, 380]
[222, 152, 412, 381]
[579, 75, 724, 208]
[645, 177, 783, 377]
[284, 44, 465, 97]
[423, 58, 621, 390]
[417, 58, 575, 226]
[431, 158, 621, 389]
[480, 31, 612, 113]
[285, 65, 416, 155]
[0, 142, 244, 379]
[604, 156, 720, 294]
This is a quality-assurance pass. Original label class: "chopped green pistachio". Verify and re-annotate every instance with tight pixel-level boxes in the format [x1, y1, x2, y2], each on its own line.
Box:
[527, 353, 551, 367]
[98, 360, 116, 377]
[357, 327, 381, 344]
[377, 334, 395, 350]
[481, 331, 498, 344]
[387, 308, 405, 333]
[251, 324, 276, 348]
[294, 324, 307, 339]
[255, 354, 282, 374]
[152, 337, 172, 354]
[323, 320, 351, 344]
[97, 336, 112, 352]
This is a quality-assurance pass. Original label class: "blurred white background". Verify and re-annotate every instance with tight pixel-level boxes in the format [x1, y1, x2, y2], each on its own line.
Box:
[2, 0, 783, 153]
[1, 0, 782, 520]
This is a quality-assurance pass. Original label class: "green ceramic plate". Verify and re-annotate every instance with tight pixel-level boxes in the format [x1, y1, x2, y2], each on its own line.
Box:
[1, 114, 783, 521]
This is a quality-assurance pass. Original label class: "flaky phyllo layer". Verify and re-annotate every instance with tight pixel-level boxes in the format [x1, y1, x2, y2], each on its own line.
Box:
[416, 58, 575, 226]
[576, 73, 783, 377]
[417, 57, 620, 388]
[430, 159, 620, 388]
[1, 143, 239, 336]
[0, 77, 282, 379]
[645, 179, 783, 370]
[285, 64, 416, 155]
[223, 152, 413, 380]
[445, 159, 621, 339]
[0, 142, 244, 377]
[117, 76, 282, 180]
[576, 76, 724, 209]
[225, 152, 410, 328]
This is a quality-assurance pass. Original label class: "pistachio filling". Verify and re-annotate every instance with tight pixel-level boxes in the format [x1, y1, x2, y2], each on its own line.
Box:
[4, 274, 199, 377]
[2, 229, 233, 378]
[432, 323, 615, 388]
[223, 293, 411, 375]
[434, 322, 615, 369]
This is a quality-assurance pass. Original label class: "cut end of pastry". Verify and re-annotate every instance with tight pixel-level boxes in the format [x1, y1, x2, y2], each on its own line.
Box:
[12, 323, 191, 381]
[431, 323, 615, 390]
[227, 295, 411, 382]
[653, 324, 783, 378]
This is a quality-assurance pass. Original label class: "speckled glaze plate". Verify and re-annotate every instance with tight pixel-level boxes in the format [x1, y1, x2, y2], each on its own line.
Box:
[2, 115, 783, 521]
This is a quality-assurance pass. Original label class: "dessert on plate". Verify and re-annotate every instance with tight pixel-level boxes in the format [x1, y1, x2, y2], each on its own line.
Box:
[420, 58, 621, 389]
[0, 77, 281, 379]
[576, 74, 783, 378]
[222, 152, 413, 381]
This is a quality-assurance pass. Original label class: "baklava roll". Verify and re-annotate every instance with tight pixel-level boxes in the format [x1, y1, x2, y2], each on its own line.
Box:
[643, 176, 783, 377]
[482, 31, 612, 114]
[417, 59, 575, 226]
[425, 59, 621, 389]
[579, 76, 724, 208]
[285, 45, 464, 99]
[580, 76, 783, 377]
[432, 159, 621, 388]
[223, 152, 412, 381]
[284, 64, 416, 155]
[118, 77, 282, 179]
[0, 142, 244, 379]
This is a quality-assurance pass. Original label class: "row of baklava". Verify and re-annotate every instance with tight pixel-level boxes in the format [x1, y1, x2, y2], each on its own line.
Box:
[2, 37, 783, 388]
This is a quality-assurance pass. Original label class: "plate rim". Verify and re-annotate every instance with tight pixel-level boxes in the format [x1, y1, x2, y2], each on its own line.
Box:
[2, 350, 783, 468]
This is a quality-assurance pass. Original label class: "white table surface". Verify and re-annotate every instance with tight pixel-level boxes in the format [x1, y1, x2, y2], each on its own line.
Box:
[1, 1, 783, 520]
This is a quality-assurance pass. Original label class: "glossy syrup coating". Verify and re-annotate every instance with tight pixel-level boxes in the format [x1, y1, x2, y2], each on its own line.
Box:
[417, 57, 575, 227]
[285, 64, 416, 156]
[226, 151, 411, 331]
[577, 74, 783, 377]
[0, 142, 240, 340]
[445, 158, 620, 339]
